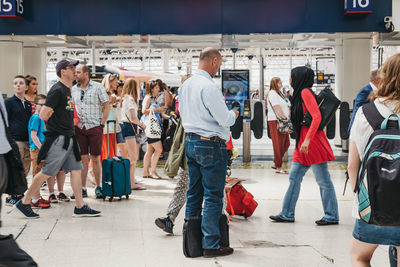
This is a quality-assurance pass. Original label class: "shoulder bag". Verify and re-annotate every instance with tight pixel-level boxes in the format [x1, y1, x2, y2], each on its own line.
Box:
[144, 110, 162, 139]
[302, 88, 341, 130]
[0, 107, 28, 195]
[268, 97, 293, 134]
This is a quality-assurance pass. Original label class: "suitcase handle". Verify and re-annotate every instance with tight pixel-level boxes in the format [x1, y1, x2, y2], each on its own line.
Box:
[106, 120, 117, 159]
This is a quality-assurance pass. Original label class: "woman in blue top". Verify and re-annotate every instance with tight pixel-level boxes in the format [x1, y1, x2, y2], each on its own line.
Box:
[142, 81, 169, 179]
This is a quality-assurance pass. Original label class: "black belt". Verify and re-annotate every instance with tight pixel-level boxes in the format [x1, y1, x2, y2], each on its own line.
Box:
[187, 133, 225, 142]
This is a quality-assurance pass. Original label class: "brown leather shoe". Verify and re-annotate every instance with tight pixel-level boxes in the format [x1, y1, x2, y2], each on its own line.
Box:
[203, 247, 234, 258]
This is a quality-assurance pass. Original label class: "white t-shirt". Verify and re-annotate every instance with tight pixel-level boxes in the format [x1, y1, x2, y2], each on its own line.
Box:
[120, 95, 138, 123]
[267, 90, 291, 121]
[349, 98, 400, 218]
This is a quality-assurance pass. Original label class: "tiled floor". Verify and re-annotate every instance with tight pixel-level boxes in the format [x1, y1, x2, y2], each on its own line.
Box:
[1, 165, 390, 267]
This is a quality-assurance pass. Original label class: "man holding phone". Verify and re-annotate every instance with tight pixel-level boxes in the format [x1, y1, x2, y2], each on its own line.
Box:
[180, 47, 239, 258]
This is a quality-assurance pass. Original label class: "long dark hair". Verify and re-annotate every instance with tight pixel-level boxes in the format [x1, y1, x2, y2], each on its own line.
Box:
[290, 66, 315, 147]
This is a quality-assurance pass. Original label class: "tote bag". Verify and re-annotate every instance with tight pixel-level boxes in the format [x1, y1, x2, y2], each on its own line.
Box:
[144, 110, 162, 139]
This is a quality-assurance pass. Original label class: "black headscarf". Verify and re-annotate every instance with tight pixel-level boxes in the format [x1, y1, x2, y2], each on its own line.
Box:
[290, 66, 315, 147]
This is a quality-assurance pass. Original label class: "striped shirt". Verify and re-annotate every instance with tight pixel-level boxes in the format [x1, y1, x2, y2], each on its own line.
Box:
[72, 80, 109, 129]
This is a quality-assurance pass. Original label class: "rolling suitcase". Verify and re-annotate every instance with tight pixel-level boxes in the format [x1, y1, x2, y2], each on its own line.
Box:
[102, 120, 131, 201]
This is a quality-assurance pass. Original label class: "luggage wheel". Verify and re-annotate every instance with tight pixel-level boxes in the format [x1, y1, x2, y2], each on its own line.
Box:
[118, 197, 122, 201]
[109, 197, 113, 202]
[126, 195, 129, 199]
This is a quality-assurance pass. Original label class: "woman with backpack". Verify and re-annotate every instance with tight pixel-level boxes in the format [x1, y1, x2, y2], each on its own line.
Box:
[269, 66, 339, 225]
[347, 53, 400, 266]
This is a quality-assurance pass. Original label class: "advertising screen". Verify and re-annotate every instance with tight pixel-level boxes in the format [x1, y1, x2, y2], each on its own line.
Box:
[222, 70, 249, 115]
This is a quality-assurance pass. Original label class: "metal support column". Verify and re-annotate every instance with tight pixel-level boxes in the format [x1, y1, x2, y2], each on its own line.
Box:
[259, 48, 264, 100]
[243, 120, 251, 162]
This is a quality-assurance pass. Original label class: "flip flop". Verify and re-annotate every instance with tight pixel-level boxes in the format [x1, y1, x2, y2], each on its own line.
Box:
[149, 174, 162, 180]
[142, 175, 151, 178]
[132, 186, 147, 190]
[271, 166, 277, 170]
[276, 170, 289, 174]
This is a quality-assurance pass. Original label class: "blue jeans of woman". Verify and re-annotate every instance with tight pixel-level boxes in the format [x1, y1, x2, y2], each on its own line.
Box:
[278, 162, 339, 222]
[185, 134, 227, 250]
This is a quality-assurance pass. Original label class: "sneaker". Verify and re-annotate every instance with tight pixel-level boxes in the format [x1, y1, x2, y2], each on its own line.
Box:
[95, 187, 103, 199]
[71, 189, 87, 199]
[5, 195, 23, 207]
[57, 193, 70, 202]
[39, 198, 51, 205]
[155, 217, 174, 234]
[40, 181, 47, 190]
[49, 194, 58, 203]
[73, 205, 101, 217]
[31, 199, 51, 209]
[15, 200, 40, 219]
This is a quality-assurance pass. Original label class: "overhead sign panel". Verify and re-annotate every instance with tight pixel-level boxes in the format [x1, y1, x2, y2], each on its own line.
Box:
[0, 0, 23, 18]
[345, 0, 372, 14]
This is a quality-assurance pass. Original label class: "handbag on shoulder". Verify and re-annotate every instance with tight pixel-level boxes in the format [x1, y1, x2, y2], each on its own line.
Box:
[0, 107, 27, 195]
[302, 88, 341, 130]
[144, 110, 162, 139]
[268, 99, 294, 134]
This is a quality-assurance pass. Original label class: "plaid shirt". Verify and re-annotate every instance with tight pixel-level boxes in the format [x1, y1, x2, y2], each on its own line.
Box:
[72, 80, 109, 129]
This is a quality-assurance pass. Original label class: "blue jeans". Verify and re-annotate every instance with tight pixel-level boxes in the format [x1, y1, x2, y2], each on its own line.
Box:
[185, 135, 227, 249]
[279, 162, 339, 222]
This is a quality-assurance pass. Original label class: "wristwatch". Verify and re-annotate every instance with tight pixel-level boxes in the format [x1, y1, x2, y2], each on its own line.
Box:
[100, 124, 105, 128]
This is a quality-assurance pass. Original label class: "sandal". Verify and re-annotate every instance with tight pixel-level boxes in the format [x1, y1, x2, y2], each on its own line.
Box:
[132, 186, 147, 190]
[276, 169, 289, 174]
[271, 166, 277, 170]
[142, 175, 151, 178]
[149, 174, 162, 180]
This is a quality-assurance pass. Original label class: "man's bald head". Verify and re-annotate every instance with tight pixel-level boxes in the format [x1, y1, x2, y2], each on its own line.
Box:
[198, 47, 222, 78]
[200, 47, 221, 62]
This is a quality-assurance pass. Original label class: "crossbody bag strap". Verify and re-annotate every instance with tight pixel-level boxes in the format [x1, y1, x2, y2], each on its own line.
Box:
[268, 99, 282, 120]
[124, 113, 138, 135]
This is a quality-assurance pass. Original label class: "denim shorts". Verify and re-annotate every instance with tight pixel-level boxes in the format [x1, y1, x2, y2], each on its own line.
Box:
[121, 122, 136, 139]
[352, 219, 400, 246]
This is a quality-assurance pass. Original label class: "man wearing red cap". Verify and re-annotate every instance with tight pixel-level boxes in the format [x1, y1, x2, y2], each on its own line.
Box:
[15, 59, 101, 218]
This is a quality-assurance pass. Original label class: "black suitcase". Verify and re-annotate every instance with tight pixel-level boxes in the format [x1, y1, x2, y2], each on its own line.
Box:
[183, 214, 230, 258]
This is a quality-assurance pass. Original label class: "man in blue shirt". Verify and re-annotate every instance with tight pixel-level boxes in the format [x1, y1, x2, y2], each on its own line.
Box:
[348, 69, 380, 132]
[180, 47, 238, 258]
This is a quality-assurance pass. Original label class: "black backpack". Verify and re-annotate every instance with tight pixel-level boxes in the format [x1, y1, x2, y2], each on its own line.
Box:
[355, 102, 400, 226]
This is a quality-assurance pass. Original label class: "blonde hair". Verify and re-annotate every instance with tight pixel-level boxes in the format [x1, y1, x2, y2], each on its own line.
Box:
[372, 53, 400, 112]
[121, 78, 138, 105]
[145, 81, 159, 96]
[101, 73, 119, 95]
[269, 77, 281, 93]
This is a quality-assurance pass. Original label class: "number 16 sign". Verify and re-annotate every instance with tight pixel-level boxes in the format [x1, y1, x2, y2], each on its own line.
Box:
[345, 0, 372, 14]
[0, 0, 24, 18]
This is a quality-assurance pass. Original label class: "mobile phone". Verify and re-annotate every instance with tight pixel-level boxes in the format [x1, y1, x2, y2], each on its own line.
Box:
[232, 106, 240, 111]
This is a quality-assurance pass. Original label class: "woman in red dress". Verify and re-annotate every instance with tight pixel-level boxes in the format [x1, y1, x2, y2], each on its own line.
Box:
[269, 66, 339, 225]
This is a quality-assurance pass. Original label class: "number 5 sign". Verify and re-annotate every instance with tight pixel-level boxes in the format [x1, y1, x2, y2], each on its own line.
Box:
[345, 0, 372, 14]
[0, 0, 24, 18]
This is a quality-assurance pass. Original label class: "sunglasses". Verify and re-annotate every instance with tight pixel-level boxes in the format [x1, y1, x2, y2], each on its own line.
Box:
[80, 90, 85, 101]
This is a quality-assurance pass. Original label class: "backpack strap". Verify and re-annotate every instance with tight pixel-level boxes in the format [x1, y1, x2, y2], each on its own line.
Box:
[362, 102, 385, 130]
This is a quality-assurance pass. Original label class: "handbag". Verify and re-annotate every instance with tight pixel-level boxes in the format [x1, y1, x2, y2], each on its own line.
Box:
[302, 88, 341, 130]
[124, 113, 147, 145]
[144, 110, 162, 139]
[268, 99, 293, 134]
[0, 107, 28, 195]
